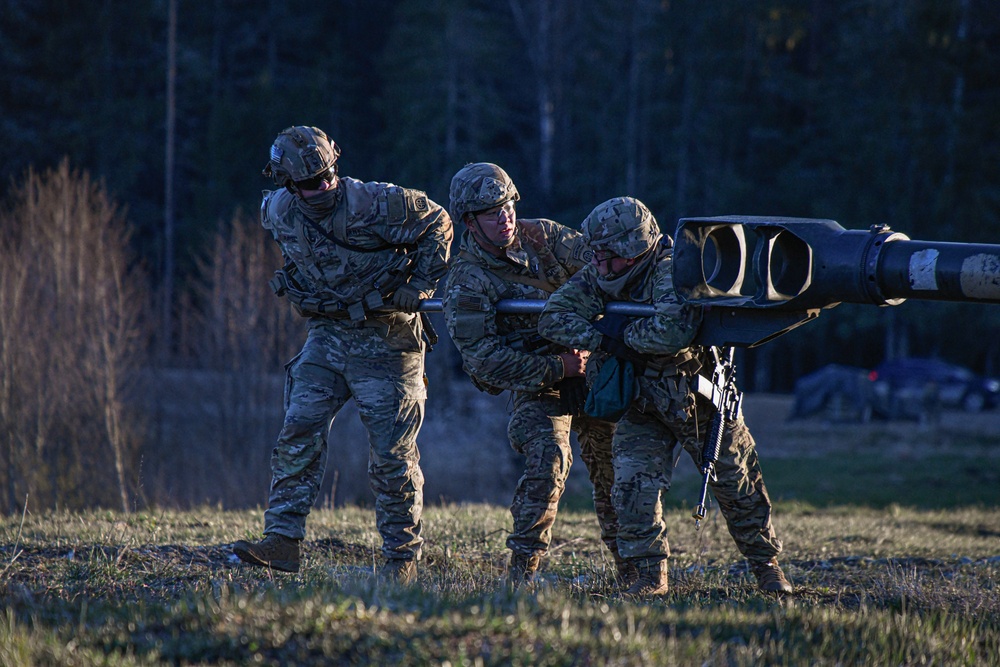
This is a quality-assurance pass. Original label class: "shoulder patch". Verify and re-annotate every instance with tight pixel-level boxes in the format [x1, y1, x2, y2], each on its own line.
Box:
[569, 235, 594, 265]
[456, 293, 487, 311]
[377, 186, 429, 224]
[411, 192, 429, 212]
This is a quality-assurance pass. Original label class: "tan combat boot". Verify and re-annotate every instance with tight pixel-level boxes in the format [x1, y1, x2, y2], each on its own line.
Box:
[623, 558, 669, 598]
[612, 551, 638, 588]
[232, 534, 300, 573]
[507, 552, 542, 589]
[751, 558, 793, 593]
[380, 558, 418, 585]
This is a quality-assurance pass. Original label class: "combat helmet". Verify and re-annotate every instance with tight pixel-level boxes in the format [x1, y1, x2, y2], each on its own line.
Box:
[582, 197, 662, 259]
[263, 126, 341, 192]
[449, 162, 520, 223]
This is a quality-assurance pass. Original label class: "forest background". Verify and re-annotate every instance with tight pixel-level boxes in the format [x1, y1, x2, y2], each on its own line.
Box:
[0, 0, 998, 515]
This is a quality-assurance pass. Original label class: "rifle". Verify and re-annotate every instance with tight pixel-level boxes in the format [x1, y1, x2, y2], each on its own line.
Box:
[690, 346, 743, 528]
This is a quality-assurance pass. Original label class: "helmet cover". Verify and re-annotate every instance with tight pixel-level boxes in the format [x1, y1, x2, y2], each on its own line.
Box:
[582, 197, 661, 259]
[449, 162, 520, 223]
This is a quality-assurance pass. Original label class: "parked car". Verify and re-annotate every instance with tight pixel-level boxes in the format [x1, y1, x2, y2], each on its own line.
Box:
[868, 358, 1000, 415]
[789, 364, 876, 423]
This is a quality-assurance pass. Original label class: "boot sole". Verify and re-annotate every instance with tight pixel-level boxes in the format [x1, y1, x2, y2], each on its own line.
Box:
[623, 586, 669, 598]
[232, 543, 300, 573]
[759, 584, 793, 594]
[379, 567, 418, 585]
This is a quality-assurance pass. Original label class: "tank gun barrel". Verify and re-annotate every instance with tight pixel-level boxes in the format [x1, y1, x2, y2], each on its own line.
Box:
[415, 217, 999, 349]
[417, 298, 653, 317]
[669, 216, 1000, 346]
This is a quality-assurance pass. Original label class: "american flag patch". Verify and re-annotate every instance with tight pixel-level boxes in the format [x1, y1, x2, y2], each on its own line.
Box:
[457, 294, 486, 311]
[270, 145, 283, 162]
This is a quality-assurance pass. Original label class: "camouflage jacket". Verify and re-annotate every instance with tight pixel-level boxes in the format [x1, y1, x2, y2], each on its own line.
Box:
[443, 219, 592, 394]
[261, 177, 452, 319]
[538, 247, 702, 358]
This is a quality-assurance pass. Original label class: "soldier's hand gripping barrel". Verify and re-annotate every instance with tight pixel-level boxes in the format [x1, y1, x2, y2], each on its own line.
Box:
[672, 216, 1000, 348]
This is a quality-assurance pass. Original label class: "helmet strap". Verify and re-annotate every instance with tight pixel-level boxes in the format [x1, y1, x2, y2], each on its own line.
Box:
[602, 258, 635, 280]
[465, 212, 515, 254]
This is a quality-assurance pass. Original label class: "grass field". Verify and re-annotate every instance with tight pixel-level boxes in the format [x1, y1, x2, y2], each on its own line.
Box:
[1, 504, 999, 663]
[2, 402, 999, 665]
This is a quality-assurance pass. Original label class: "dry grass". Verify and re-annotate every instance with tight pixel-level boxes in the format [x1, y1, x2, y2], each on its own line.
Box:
[0, 501, 998, 665]
[1, 396, 998, 664]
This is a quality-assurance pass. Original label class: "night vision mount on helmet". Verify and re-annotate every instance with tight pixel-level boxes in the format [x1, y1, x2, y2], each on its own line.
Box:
[263, 126, 341, 193]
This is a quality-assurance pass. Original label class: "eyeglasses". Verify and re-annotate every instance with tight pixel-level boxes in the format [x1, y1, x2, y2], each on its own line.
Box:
[592, 249, 619, 263]
[476, 201, 516, 219]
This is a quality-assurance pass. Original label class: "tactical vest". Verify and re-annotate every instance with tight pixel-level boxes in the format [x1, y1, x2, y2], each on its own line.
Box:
[453, 220, 582, 393]
[262, 180, 431, 321]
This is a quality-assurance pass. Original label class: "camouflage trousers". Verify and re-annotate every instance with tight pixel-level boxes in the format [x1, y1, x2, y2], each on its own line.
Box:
[264, 317, 426, 561]
[612, 393, 782, 564]
[506, 390, 619, 559]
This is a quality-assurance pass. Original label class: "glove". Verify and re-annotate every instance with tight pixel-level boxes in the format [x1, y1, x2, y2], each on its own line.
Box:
[555, 377, 589, 417]
[392, 284, 428, 313]
[598, 334, 651, 369]
[592, 313, 632, 341]
[594, 313, 646, 364]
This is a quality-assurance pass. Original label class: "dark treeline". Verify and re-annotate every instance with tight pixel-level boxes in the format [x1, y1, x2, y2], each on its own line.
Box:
[3, 0, 1000, 389]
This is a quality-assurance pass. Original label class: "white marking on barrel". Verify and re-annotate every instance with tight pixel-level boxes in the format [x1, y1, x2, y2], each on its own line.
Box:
[909, 249, 939, 290]
[960, 254, 1000, 299]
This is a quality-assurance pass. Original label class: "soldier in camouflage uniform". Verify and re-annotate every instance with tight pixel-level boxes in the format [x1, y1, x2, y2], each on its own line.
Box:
[232, 126, 452, 584]
[538, 197, 792, 597]
[442, 163, 621, 587]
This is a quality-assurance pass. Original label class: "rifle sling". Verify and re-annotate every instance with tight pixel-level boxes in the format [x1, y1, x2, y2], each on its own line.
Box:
[303, 205, 415, 254]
